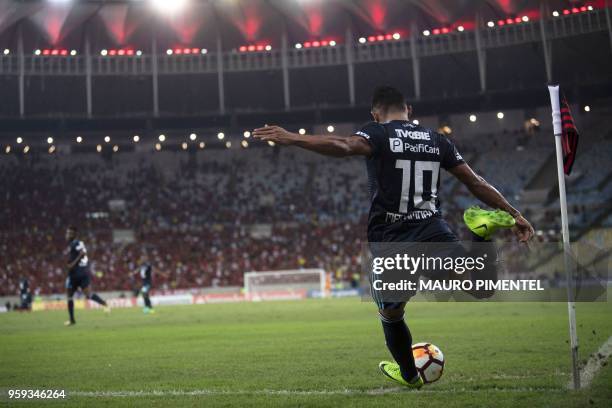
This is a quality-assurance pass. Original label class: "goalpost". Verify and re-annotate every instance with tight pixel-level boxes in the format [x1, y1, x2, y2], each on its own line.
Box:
[243, 269, 327, 299]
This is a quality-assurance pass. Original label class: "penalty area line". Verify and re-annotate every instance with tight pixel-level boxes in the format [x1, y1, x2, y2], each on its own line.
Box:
[571, 335, 612, 389]
[70, 387, 564, 398]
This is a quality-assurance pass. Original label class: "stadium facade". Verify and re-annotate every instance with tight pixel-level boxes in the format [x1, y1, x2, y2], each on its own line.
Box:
[0, 0, 610, 128]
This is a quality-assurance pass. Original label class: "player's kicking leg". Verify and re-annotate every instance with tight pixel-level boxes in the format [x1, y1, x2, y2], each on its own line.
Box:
[377, 303, 424, 389]
[462, 206, 515, 299]
[82, 286, 111, 314]
[463, 206, 515, 241]
[141, 284, 154, 314]
[65, 282, 76, 326]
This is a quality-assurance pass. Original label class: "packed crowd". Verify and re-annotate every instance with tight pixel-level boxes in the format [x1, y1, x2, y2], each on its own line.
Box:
[0, 148, 370, 296]
[1, 129, 608, 296]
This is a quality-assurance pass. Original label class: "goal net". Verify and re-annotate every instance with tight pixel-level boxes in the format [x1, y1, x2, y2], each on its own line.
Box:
[243, 269, 327, 300]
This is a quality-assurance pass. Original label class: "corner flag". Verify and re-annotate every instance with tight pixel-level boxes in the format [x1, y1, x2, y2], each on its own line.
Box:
[547, 84, 580, 390]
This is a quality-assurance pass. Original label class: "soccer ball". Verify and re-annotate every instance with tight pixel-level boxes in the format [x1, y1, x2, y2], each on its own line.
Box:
[412, 342, 445, 383]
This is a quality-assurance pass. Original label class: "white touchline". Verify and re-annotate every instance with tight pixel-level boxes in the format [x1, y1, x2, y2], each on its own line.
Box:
[69, 387, 565, 398]
[570, 335, 612, 389]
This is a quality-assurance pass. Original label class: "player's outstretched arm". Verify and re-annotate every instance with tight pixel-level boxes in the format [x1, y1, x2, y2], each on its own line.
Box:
[253, 125, 371, 158]
[449, 163, 534, 242]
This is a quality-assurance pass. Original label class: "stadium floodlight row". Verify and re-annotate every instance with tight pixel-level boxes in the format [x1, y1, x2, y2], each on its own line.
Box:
[0, 10, 606, 77]
[0, 8, 608, 119]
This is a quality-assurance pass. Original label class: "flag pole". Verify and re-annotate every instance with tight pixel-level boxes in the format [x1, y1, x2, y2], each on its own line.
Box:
[547, 84, 580, 390]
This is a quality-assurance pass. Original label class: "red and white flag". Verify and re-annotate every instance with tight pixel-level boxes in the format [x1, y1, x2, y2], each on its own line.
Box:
[559, 96, 579, 175]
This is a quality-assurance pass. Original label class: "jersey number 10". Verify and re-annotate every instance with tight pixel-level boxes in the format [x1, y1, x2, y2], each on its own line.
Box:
[395, 160, 440, 213]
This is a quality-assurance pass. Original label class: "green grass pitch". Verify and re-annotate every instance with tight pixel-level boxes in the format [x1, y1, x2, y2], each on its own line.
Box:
[1, 298, 611, 407]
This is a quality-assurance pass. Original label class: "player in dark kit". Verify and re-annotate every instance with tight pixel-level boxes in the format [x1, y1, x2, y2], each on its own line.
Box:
[64, 226, 110, 325]
[132, 261, 155, 314]
[18, 277, 32, 310]
[253, 86, 534, 388]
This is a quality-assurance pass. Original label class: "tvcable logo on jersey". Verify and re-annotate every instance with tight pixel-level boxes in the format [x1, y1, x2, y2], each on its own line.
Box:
[394, 129, 431, 140]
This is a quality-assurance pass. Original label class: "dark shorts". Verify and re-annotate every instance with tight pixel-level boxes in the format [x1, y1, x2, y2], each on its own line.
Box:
[368, 215, 458, 244]
[66, 273, 91, 291]
[141, 282, 151, 294]
[368, 217, 498, 310]
[20, 293, 32, 308]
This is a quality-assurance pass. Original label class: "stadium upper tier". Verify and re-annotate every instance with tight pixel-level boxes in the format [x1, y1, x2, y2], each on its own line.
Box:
[2, 125, 610, 296]
[0, 3, 610, 117]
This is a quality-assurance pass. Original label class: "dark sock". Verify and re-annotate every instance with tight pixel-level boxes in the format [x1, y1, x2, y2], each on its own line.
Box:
[68, 299, 75, 323]
[89, 293, 107, 306]
[381, 316, 418, 382]
[144, 295, 152, 309]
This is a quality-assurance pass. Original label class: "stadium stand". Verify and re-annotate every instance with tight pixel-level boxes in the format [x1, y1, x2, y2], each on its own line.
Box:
[0, 126, 583, 296]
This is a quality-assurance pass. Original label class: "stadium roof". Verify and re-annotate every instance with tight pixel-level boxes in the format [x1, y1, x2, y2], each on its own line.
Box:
[0, 0, 595, 50]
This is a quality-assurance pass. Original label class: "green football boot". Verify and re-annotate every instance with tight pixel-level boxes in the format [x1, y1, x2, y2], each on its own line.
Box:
[463, 206, 515, 240]
[378, 361, 424, 389]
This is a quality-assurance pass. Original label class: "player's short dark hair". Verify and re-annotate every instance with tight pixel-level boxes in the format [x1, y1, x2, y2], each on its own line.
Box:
[371, 86, 407, 113]
[67, 225, 77, 232]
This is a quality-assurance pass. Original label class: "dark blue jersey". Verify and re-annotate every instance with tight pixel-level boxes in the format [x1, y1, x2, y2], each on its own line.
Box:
[139, 263, 153, 284]
[67, 239, 89, 275]
[19, 278, 29, 295]
[355, 120, 464, 241]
